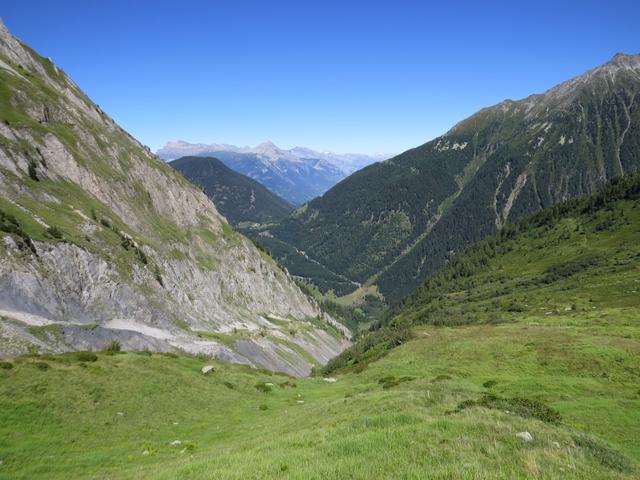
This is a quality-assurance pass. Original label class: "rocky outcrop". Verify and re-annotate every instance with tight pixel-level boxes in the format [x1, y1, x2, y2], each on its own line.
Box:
[0, 18, 349, 375]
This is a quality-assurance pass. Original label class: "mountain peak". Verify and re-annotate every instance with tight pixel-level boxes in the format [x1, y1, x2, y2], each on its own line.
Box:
[606, 52, 640, 68]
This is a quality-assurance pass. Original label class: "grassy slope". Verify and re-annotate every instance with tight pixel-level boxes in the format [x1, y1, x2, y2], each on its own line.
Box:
[0, 331, 637, 479]
[1, 180, 639, 478]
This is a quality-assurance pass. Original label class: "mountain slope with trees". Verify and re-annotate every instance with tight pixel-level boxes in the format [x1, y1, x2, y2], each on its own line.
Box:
[268, 53, 640, 303]
[170, 156, 293, 225]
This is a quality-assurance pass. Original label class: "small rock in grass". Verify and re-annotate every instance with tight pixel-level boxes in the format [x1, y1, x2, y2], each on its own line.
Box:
[323, 377, 337, 383]
[116, 412, 124, 416]
[265, 382, 275, 386]
[142, 450, 150, 456]
[296, 400, 305, 404]
[552, 441, 561, 448]
[201, 365, 215, 375]
[516, 431, 533, 442]
[170, 440, 182, 446]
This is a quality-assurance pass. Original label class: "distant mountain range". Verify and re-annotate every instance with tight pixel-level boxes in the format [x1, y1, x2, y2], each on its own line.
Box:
[257, 53, 640, 302]
[170, 156, 293, 225]
[157, 141, 390, 205]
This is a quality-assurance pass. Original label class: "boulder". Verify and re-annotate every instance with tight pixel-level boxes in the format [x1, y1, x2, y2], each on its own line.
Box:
[201, 365, 215, 375]
[516, 431, 533, 442]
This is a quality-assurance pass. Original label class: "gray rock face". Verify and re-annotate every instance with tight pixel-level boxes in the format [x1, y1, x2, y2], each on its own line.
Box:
[0, 18, 349, 375]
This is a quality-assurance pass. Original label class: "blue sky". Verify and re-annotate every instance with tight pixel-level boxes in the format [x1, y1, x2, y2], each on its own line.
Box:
[2, 1, 639, 154]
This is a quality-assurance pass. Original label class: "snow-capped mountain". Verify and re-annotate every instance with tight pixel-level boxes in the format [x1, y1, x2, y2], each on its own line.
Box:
[157, 141, 390, 204]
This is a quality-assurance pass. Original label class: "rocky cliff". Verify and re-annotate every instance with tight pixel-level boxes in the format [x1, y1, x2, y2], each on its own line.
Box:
[0, 19, 349, 375]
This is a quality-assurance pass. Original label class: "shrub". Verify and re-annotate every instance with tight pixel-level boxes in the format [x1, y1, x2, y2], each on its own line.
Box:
[452, 393, 561, 424]
[28, 161, 39, 181]
[105, 339, 121, 352]
[154, 265, 164, 287]
[254, 382, 272, 393]
[75, 352, 98, 362]
[160, 351, 178, 359]
[0, 361, 13, 370]
[182, 441, 196, 452]
[46, 226, 63, 239]
[482, 380, 498, 388]
[34, 361, 49, 370]
[259, 404, 268, 411]
[378, 375, 416, 390]
[223, 381, 235, 390]
[573, 434, 633, 473]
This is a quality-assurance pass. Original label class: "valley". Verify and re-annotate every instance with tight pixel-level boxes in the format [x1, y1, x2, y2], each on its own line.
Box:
[0, 6, 639, 480]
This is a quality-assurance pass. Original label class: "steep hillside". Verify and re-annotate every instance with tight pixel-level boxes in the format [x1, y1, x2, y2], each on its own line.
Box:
[159, 140, 388, 205]
[0, 19, 349, 375]
[325, 171, 640, 374]
[169, 156, 293, 225]
[269, 53, 640, 302]
[1, 175, 638, 478]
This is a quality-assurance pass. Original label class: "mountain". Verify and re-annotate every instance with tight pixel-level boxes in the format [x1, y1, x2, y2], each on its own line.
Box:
[267, 53, 640, 303]
[157, 140, 390, 205]
[0, 18, 349, 375]
[325, 170, 640, 372]
[169, 156, 293, 225]
[3, 172, 639, 478]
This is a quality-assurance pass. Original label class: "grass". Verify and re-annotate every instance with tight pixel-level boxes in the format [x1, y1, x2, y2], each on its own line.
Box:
[0, 308, 638, 480]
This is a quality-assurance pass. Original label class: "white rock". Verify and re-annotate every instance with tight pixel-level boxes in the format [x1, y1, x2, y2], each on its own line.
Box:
[296, 400, 305, 404]
[323, 377, 337, 383]
[553, 441, 561, 448]
[516, 431, 533, 442]
[142, 450, 150, 456]
[116, 412, 124, 416]
[170, 440, 182, 446]
[201, 365, 215, 375]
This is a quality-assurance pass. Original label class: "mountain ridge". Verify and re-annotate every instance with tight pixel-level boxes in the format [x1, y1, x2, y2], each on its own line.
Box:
[0, 18, 349, 375]
[158, 140, 391, 205]
[169, 156, 293, 225]
[265, 52, 640, 302]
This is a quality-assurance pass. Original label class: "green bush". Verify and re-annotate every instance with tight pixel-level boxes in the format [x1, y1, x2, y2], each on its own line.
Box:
[0, 361, 13, 370]
[573, 434, 633, 473]
[254, 382, 272, 393]
[34, 361, 49, 370]
[74, 352, 98, 362]
[28, 161, 39, 181]
[105, 339, 121, 352]
[46, 226, 63, 239]
[452, 393, 561, 424]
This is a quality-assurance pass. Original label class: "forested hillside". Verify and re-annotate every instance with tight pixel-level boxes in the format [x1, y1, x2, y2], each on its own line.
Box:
[268, 53, 640, 303]
[170, 156, 293, 224]
[325, 170, 640, 373]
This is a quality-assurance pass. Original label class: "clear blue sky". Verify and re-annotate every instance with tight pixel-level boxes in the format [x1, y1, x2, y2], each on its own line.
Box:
[2, 1, 639, 154]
